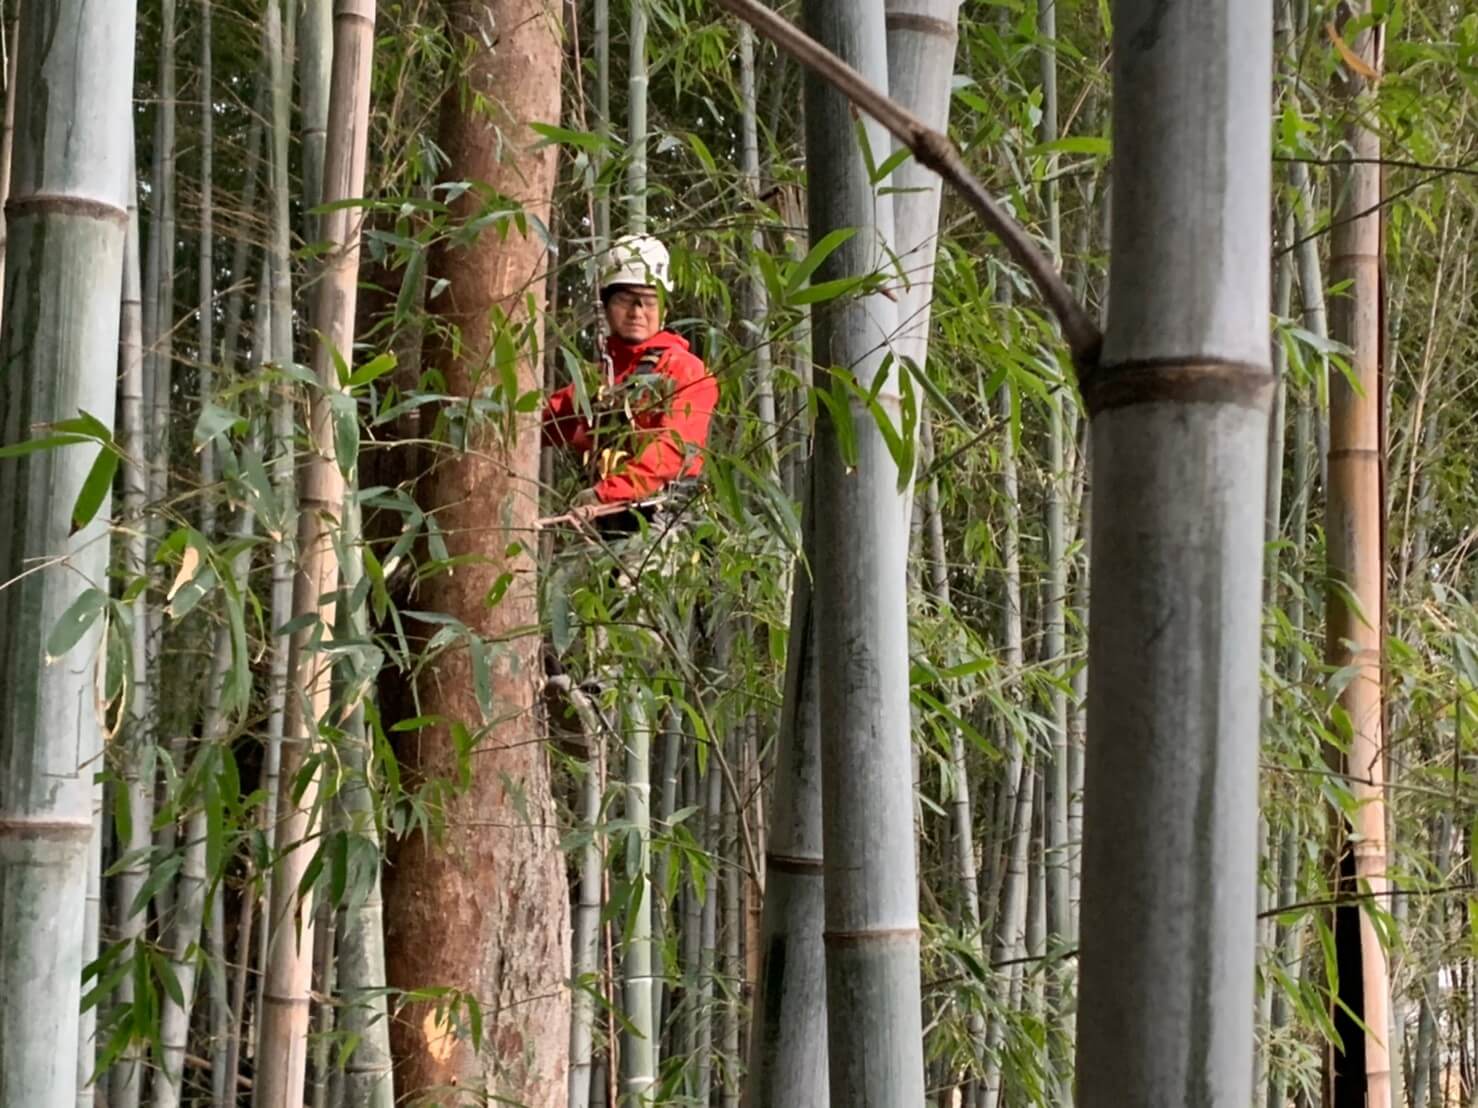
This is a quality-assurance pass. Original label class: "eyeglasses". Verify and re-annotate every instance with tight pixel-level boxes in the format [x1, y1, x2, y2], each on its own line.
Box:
[610, 289, 661, 312]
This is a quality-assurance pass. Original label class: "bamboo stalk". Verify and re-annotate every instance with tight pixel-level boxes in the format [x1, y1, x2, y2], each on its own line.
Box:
[626, 0, 647, 231]
[299, 0, 333, 238]
[739, 22, 776, 457]
[113, 133, 155, 1108]
[803, 1, 926, 1100]
[257, 2, 377, 1103]
[1074, 4, 1273, 1104]
[721, 726, 742, 1108]
[652, 706, 682, 1052]
[198, 0, 217, 539]
[0, 1, 135, 1102]
[743, 497, 830, 1108]
[696, 749, 723, 1102]
[620, 690, 656, 1104]
[565, 679, 608, 1108]
[145, 0, 181, 933]
[0, 15, 19, 335]
[1325, 8, 1391, 1105]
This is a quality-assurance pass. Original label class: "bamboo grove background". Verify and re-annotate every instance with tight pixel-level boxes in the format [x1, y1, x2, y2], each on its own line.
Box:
[1, 0, 1477, 1105]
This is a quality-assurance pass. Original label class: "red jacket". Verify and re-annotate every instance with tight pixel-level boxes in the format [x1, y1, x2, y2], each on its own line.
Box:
[543, 331, 717, 504]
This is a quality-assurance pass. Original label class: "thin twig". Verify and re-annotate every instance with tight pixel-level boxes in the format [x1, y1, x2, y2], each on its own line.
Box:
[711, 0, 1102, 372]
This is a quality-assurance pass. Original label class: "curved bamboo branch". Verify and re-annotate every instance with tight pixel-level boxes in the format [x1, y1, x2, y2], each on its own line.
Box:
[712, 0, 1102, 371]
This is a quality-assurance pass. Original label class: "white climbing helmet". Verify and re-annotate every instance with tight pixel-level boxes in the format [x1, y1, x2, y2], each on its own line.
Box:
[600, 233, 671, 294]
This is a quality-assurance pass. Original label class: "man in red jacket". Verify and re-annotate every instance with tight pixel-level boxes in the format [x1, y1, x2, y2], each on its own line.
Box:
[543, 234, 717, 528]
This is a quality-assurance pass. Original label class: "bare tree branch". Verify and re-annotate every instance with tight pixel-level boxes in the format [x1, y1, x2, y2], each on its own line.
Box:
[712, 0, 1103, 371]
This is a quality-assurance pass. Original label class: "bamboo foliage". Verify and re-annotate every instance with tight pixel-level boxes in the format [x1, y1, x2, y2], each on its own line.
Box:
[0, 3, 1475, 1106]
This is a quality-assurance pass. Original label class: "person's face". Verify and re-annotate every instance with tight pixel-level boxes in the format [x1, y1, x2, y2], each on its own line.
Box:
[605, 285, 662, 343]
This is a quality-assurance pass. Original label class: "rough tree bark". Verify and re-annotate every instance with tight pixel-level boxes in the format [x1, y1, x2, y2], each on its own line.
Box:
[382, 2, 570, 1103]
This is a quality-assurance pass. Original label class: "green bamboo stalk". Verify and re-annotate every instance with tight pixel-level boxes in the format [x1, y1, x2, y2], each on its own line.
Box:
[331, 505, 394, 1108]
[696, 747, 723, 1102]
[564, 679, 608, 1108]
[1255, 218, 1294, 1107]
[593, 0, 611, 246]
[79, 765, 104, 1106]
[803, 0, 924, 1099]
[739, 22, 776, 454]
[620, 688, 656, 1104]
[145, 0, 181, 932]
[1075, 3, 1272, 1103]
[221, 265, 272, 1106]
[113, 134, 155, 1108]
[1038, 24, 1075, 1069]
[299, 0, 332, 236]
[651, 706, 682, 1053]
[154, 528, 257, 1108]
[198, 0, 217, 539]
[0, 16, 19, 336]
[217, 86, 266, 373]
[0, 2, 136, 1103]
[721, 730, 743, 1108]
[627, 0, 648, 230]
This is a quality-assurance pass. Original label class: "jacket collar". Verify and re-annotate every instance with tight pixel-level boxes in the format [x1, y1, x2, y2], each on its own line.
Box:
[606, 331, 689, 377]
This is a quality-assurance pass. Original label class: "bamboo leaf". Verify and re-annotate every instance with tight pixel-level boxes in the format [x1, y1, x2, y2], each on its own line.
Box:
[47, 588, 108, 659]
[785, 227, 858, 294]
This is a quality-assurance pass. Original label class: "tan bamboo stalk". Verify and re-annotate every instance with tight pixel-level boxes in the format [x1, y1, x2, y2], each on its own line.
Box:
[255, 3, 377, 1104]
[1325, 8, 1391, 1105]
[0, 1, 135, 1102]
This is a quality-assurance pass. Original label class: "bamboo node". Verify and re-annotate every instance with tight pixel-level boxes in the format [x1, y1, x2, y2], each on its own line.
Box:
[1081, 358, 1273, 417]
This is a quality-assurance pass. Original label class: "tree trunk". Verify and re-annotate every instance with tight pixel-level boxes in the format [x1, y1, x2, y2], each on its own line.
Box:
[1325, 8, 1391, 1107]
[0, 2, 135, 1103]
[381, 4, 569, 1103]
[803, 0, 926, 1101]
[1075, 3, 1272, 1105]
